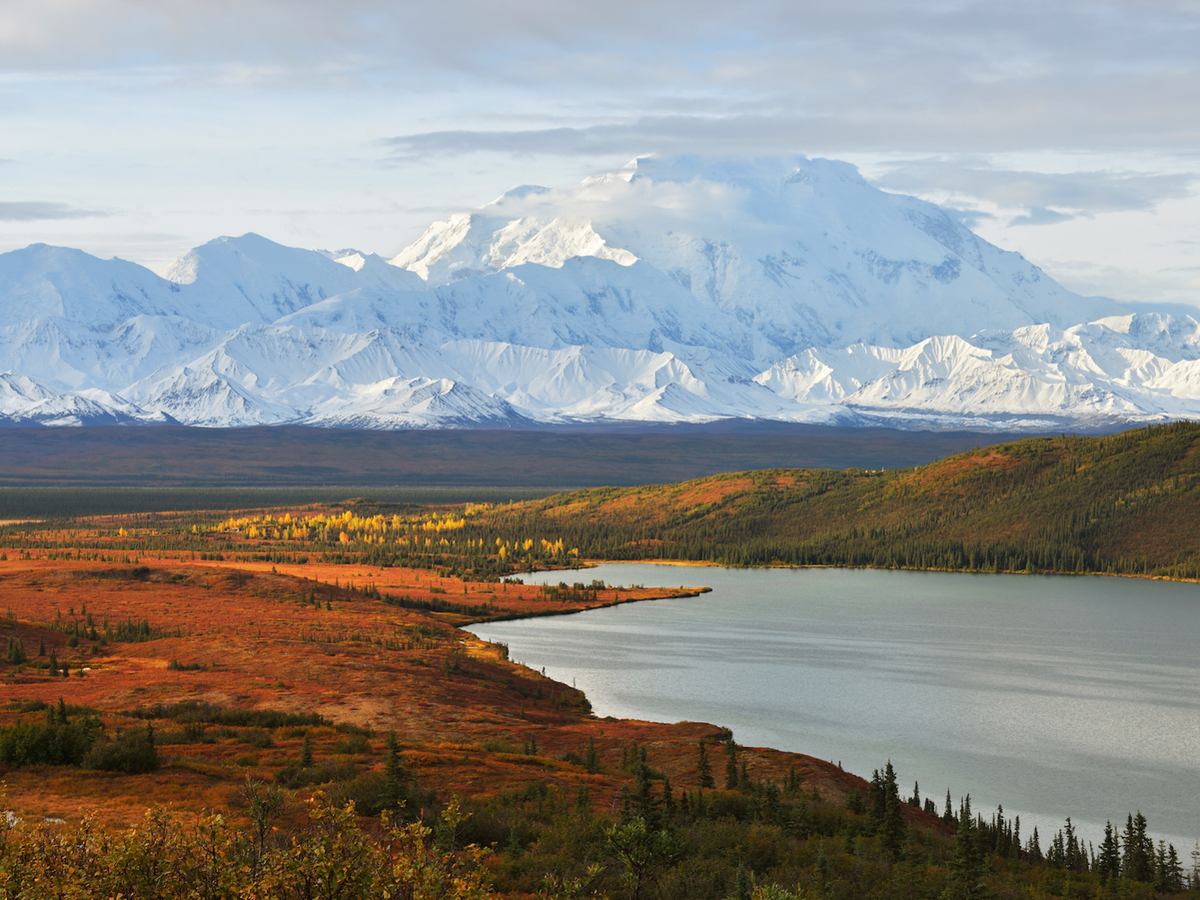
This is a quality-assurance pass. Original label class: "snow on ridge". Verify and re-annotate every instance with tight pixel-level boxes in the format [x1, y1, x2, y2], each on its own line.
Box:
[0, 371, 166, 427]
[304, 377, 529, 430]
[1, 156, 1199, 430]
[2, 313, 1199, 430]
[753, 314, 1200, 426]
[388, 212, 636, 282]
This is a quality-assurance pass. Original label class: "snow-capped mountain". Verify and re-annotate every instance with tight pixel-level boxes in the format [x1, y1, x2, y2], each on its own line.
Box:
[0, 372, 170, 427]
[392, 156, 1124, 358]
[0, 154, 1196, 430]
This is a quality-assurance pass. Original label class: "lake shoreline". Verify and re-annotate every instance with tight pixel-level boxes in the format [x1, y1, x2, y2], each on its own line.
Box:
[582, 556, 1200, 584]
[470, 563, 1200, 851]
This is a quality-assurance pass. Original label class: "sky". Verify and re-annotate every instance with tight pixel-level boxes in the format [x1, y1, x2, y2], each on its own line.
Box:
[0, 0, 1198, 308]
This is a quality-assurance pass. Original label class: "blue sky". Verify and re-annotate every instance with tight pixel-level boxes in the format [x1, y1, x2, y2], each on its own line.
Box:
[1, 0, 1197, 307]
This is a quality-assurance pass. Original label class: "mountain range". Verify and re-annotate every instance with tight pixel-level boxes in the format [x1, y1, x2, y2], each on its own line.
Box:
[2, 154, 1198, 430]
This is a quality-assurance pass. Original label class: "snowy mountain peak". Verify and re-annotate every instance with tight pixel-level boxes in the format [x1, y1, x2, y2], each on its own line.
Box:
[324, 250, 368, 271]
[623, 153, 863, 193]
[391, 155, 1125, 353]
[389, 210, 637, 282]
[0, 155, 1195, 431]
[488, 184, 554, 205]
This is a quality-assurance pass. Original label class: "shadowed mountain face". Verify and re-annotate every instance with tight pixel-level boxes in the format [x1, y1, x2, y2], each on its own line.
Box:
[1, 155, 1196, 431]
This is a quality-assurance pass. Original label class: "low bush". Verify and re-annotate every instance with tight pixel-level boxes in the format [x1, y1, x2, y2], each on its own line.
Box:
[333, 734, 372, 755]
[83, 725, 159, 774]
[274, 760, 358, 788]
[241, 727, 274, 748]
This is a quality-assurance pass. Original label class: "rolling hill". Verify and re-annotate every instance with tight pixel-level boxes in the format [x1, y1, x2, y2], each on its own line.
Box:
[470, 421, 1200, 579]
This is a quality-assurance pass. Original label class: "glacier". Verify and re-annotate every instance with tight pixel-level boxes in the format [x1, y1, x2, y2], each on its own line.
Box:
[0, 154, 1197, 431]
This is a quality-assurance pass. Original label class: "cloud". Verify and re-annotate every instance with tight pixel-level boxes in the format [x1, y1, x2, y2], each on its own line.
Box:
[5, 1, 1196, 73]
[2, 0, 1198, 311]
[0, 0, 774, 70]
[943, 207, 997, 230]
[382, 125, 639, 160]
[1042, 258, 1200, 309]
[1007, 207, 1077, 227]
[873, 161, 1196, 213]
[0, 201, 108, 221]
[381, 118, 820, 161]
[4, 2, 1199, 159]
[868, 160, 1198, 225]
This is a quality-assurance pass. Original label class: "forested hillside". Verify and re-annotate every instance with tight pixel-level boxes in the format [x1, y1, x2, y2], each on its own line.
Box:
[472, 422, 1200, 579]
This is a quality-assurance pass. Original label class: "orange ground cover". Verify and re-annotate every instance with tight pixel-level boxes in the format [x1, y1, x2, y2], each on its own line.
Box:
[0, 553, 865, 830]
[887, 449, 1021, 497]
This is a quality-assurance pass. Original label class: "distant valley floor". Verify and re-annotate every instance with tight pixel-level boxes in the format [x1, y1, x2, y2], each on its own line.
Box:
[0, 423, 1049, 490]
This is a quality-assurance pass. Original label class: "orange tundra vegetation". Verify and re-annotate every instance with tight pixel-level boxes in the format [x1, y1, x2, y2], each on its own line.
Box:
[0, 532, 863, 831]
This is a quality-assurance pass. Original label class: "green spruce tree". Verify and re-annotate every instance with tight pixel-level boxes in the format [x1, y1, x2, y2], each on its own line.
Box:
[382, 731, 404, 809]
[946, 801, 985, 899]
[696, 739, 714, 789]
[724, 738, 739, 790]
[880, 761, 906, 858]
[584, 736, 600, 774]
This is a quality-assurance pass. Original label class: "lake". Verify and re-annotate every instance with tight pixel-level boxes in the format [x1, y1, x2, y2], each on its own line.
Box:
[468, 564, 1200, 850]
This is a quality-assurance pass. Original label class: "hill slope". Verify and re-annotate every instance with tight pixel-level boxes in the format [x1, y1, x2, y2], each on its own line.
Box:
[471, 421, 1200, 578]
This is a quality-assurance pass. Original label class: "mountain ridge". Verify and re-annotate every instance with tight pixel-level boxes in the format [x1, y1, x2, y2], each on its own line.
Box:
[1, 154, 1196, 431]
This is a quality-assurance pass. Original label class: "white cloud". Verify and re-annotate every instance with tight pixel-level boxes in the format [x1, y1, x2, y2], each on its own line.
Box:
[869, 160, 1198, 226]
[0, 0, 1198, 305]
[0, 201, 108, 221]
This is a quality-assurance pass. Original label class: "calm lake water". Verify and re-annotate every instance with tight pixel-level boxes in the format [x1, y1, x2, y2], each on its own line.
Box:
[468, 564, 1200, 850]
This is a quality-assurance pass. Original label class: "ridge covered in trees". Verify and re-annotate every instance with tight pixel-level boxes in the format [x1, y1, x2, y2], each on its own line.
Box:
[7, 423, 1198, 584]
[468, 422, 1200, 578]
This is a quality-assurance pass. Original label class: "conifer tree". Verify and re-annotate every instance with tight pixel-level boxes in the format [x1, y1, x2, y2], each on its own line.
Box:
[868, 770, 885, 832]
[814, 845, 832, 899]
[724, 738, 738, 790]
[696, 740, 714, 789]
[584, 736, 600, 774]
[946, 802, 985, 899]
[300, 733, 314, 769]
[1165, 843, 1184, 892]
[731, 864, 752, 900]
[1123, 812, 1153, 882]
[1155, 841, 1170, 891]
[382, 731, 404, 809]
[880, 761, 906, 858]
[1027, 826, 1043, 863]
[6, 636, 26, 665]
[1063, 817, 1083, 872]
[633, 763, 657, 828]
